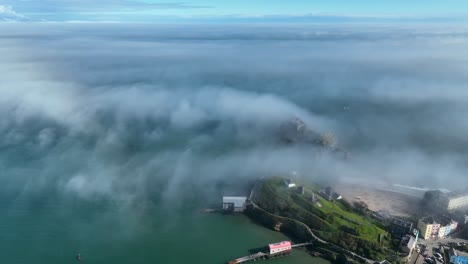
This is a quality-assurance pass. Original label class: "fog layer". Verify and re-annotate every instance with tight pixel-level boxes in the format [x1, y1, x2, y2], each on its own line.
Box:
[1, 24, 468, 206]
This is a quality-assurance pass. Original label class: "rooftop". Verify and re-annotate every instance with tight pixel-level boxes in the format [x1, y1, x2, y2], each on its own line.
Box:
[269, 241, 291, 250]
[392, 218, 413, 227]
[401, 236, 416, 248]
[223, 196, 247, 208]
[420, 216, 454, 226]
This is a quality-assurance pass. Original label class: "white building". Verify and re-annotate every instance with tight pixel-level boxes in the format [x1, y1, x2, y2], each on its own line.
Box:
[284, 179, 296, 188]
[448, 194, 468, 211]
[222, 196, 247, 212]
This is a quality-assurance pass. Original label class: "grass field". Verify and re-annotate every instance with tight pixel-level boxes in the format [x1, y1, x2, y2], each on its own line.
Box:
[253, 177, 385, 243]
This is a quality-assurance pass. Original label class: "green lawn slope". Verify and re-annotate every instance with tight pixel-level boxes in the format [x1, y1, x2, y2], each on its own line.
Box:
[250, 177, 390, 260]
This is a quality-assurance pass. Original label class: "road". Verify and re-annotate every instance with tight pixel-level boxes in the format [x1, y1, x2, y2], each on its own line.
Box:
[418, 236, 468, 264]
[419, 236, 467, 255]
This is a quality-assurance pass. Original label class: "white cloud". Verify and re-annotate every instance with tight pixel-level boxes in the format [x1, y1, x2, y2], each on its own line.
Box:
[0, 5, 15, 15]
[0, 5, 27, 21]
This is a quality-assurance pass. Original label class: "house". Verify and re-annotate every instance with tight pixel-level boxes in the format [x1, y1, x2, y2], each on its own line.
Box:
[284, 179, 296, 188]
[320, 187, 342, 201]
[417, 216, 458, 239]
[268, 241, 292, 255]
[389, 218, 414, 238]
[307, 194, 317, 203]
[398, 230, 419, 262]
[418, 217, 440, 239]
[448, 193, 468, 211]
[418, 217, 440, 240]
[297, 186, 305, 195]
[400, 235, 416, 254]
[439, 225, 448, 238]
[450, 248, 468, 264]
[321, 186, 333, 200]
[445, 225, 453, 237]
[222, 196, 247, 212]
[441, 219, 459, 238]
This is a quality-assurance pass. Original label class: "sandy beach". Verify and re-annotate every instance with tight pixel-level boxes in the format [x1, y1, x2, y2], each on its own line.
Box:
[334, 184, 422, 217]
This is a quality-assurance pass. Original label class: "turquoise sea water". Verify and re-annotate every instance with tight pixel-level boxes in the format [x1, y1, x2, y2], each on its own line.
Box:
[0, 193, 329, 264]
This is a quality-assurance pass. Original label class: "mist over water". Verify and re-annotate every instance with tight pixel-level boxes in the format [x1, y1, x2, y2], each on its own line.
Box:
[1, 25, 468, 259]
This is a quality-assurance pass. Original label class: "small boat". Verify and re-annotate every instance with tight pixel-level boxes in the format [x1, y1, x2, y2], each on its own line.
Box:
[76, 253, 81, 261]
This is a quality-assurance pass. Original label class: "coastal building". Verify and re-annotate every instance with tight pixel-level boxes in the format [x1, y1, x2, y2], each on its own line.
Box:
[417, 217, 458, 239]
[422, 190, 468, 212]
[268, 241, 292, 255]
[400, 230, 419, 262]
[297, 186, 305, 195]
[448, 194, 468, 211]
[418, 218, 441, 240]
[439, 220, 458, 238]
[445, 225, 452, 237]
[450, 248, 468, 264]
[438, 225, 448, 238]
[325, 187, 333, 200]
[284, 179, 296, 188]
[389, 218, 414, 238]
[320, 187, 342, 201]
[451, 220, 459, 233]
[307, 194, 316, 203]
[400, 235, 416, 257]
[222, 196, 247, 212]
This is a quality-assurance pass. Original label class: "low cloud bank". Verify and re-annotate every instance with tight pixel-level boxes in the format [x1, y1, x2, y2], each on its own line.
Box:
[1, 24, 468, 207]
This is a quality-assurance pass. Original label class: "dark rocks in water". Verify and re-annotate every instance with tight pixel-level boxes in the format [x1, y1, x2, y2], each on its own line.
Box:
[279, 117, 350, 159]
[279, 118, 320, 144]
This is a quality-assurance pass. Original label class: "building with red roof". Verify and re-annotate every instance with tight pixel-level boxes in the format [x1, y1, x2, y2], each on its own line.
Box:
[268, 241, 292, 255]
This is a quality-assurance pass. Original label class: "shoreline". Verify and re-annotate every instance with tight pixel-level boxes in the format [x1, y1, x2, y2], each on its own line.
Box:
[334, 183, 422, 218]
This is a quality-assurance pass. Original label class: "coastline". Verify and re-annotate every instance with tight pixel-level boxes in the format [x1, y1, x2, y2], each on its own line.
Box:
[243, 177, 390, 263]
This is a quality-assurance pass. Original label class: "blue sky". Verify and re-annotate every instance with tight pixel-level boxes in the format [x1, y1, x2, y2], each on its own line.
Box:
[1, 0, 468, 22]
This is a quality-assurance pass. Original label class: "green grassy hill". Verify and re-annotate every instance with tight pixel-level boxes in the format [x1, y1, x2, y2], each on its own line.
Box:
[249, 177, 390, 260]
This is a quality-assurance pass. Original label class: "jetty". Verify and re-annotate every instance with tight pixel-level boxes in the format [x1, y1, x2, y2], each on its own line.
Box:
[226, 241, 312, 264]
[292, 242, 313, 248]
[227, 252, 269, 264]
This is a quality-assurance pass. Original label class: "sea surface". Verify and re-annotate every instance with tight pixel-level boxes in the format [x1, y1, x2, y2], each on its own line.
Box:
[0, 193, 329, 264]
